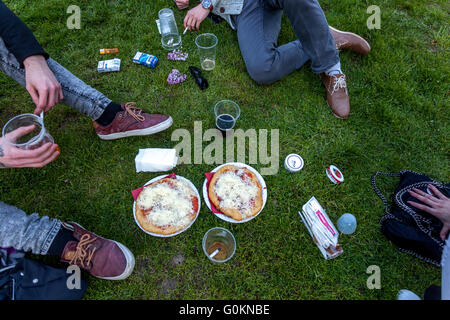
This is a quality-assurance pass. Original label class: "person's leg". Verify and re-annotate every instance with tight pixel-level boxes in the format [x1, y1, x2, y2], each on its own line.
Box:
[232, 0, 310, 85]
[263, 0, 352, 118]
[0, 37, 172, 138]
[0, 200, 135, 280]
[0, 37, 110, 120]
[264, 0, 340, 74]
[0, 201, 61, 255]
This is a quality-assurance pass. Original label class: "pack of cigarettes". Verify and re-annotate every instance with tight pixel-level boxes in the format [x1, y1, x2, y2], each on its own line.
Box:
[299, 196, 343, 260]
[97, 58, 121, 73]
[132, 51, 158, 68]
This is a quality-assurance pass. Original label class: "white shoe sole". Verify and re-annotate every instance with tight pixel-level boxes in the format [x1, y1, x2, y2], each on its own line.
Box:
[97, 116, 173, 140]
[329, 26, 371, 52]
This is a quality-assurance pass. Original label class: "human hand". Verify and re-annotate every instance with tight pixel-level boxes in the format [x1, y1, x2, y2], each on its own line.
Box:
[408, 184, 450, 240]
[184, 4, 210, 31]
[23, 55, 63, 116]
[174, 0, 189, 10]
[0, 125, 60, 168]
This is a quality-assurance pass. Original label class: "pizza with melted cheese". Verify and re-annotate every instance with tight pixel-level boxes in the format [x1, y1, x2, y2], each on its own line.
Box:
[135, 177, 199, 235]
[208, 165, 263, 221]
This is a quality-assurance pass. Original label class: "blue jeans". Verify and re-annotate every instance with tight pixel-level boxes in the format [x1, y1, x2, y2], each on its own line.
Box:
[0, 201, 61, 255]
[232, 0, 340, 84]
[0, 37, 111, 120]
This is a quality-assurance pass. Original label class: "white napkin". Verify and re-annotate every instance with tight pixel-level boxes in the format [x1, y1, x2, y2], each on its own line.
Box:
[135, 148, 178, 172]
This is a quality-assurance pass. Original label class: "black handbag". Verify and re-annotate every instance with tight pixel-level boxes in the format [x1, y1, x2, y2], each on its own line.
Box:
[0, 248, 88, 300]
[371, 170, 450, 266]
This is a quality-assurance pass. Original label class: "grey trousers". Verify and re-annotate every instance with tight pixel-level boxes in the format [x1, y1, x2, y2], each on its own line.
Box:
[232, 0, 340, 84]
[0, 37, 113, 254]
[0, 37, 111, 120]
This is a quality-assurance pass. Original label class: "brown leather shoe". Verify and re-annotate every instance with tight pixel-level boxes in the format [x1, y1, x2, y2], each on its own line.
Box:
[60, 222, 135, 280]
[321, 73, 350, 119]
[93, 102, 173, 140]
[329, 26, 371, 55]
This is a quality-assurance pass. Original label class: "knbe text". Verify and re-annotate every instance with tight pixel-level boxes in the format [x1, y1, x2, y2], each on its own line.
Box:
[224, 304, 270, 315]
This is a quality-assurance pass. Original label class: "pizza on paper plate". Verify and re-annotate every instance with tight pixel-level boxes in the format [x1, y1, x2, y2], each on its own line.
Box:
[208, 165, 263, 221]
[135, 177, 199, 235]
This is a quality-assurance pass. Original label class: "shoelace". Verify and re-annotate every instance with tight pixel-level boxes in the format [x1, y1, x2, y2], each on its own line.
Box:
[124, 102, 145, 122]
[69, 233, 97, 268]
[335, 40, 349, 50]
[331, 75, 348, 95]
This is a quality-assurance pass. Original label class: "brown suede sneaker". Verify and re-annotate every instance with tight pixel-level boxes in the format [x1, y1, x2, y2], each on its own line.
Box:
[321, 73, 350, 119]
[93, 102, 173, 140]
[60, 222, 135, 280]
[329, 26, 371, 55]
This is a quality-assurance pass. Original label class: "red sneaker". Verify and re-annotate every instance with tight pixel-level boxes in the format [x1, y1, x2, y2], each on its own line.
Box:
[93, 102, 173, 140]
[60, 222, 135, 280]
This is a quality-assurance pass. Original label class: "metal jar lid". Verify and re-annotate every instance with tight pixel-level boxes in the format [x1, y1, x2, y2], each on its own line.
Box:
[326, 165, 344, 184]
[284, 154, 304, 173]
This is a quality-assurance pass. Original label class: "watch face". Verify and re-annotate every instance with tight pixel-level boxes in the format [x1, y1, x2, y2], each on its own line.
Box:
[202, 0, 211, 8]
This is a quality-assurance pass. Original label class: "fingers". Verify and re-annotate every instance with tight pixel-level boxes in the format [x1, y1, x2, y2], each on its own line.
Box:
[185, 15, 194, 30]
[440, 225, 450, 241]
[4, 125, 36, 142]
[13, 143, 60, 168]
[27, 85, 40, 109]
[37, 87, 48, 113]
[407, 200, 436, 215]
[429, 184, 447, 200]
[18, 144, 60, 168]
[409, 189, 439, 205]
[29, 82, 62, 114]
[10, 142, 53, 160]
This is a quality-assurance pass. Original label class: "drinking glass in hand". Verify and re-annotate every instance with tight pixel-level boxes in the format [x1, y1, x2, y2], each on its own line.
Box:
[2, 113, 54, 150]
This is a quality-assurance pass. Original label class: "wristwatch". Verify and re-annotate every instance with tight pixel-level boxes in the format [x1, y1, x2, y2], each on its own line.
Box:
[201, 0, 213, 11]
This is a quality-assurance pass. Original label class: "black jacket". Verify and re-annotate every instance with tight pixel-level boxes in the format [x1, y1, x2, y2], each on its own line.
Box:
[0, 1, 49, 67]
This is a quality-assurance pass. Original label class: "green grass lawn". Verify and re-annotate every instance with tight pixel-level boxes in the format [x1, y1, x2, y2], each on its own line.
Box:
[0, 0, 449, 300]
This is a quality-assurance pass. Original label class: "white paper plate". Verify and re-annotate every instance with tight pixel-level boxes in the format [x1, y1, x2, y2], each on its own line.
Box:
[133, 175, 201, 237]
[202, 162, 268, 224]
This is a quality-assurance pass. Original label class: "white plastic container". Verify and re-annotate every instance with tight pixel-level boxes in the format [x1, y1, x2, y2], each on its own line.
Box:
[284, 154, 304, 173]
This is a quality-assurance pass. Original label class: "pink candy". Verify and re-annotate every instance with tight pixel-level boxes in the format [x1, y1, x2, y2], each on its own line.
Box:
[167, 69, 187, 85]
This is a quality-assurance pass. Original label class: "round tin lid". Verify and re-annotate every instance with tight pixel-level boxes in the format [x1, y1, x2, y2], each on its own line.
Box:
[284, 154, 304, 172]
[327, 165, 344, 183]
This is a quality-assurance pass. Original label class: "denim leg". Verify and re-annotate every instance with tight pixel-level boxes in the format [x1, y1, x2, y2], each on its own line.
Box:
[0, 201, 61, 255]
[264, 0, 340, 74]
[0, 37, 110, 120]
[232, 0, 309, 84]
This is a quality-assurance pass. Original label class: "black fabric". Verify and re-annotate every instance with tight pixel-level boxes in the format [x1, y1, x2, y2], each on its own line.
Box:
[424, 285, 441, 300]
[372, 170, 450, 266]
[47, 228, 76, 257]
[0, 255, 87, 300]
[95, 101, 122, 126]
[0, 1, 49, 67]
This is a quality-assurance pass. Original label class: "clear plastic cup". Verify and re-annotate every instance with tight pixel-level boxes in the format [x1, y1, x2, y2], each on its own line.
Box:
[2, 113, 54, 150]
[195, 33, 218, 71]
[214, 100, 240, 132]
[158, 8, 182, 50]
[202, 227, 236, 263]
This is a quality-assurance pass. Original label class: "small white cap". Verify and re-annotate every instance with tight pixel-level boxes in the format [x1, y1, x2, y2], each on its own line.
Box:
[284, 154, 304, 173]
